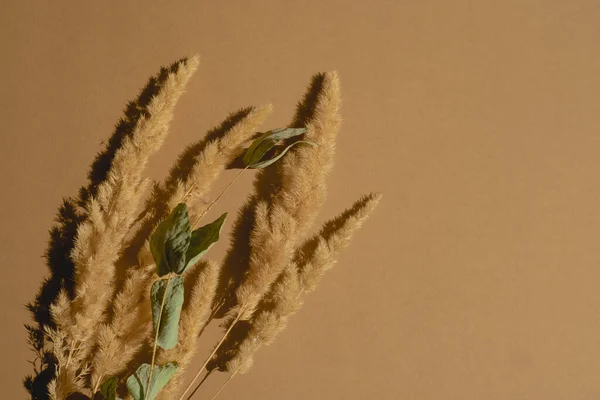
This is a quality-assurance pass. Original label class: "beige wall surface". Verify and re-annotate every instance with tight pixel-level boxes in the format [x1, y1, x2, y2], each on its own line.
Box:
[2, 1, 600, 399]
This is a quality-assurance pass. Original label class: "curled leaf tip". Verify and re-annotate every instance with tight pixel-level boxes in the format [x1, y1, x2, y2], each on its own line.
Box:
[243, 127, 315, 168]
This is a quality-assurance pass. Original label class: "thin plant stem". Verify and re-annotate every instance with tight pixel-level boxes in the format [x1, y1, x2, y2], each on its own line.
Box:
[206, 344, 259, 400]
[178, 312, 243, 400]
[204, 289, 306, 399]
[192, 167, 248, 229]
[145, 273, 173, 399]
[92, 373, 104, 395]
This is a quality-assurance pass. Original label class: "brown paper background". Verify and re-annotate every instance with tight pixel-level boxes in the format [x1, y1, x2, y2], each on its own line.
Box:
[2, 1, 600, 399]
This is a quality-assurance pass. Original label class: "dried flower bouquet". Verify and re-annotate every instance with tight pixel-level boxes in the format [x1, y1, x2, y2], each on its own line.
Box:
[24, 55, 381, 400]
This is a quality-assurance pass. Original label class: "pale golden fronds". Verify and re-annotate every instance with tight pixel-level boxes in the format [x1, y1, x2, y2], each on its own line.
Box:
[275, 71, 342, 240]
[298, 192, 382, 292]
[235, 203, 298, 319]
[45, 327, 87, 398]
[50, 289, 73, 330]
[53, 56, 200, 397]
[89, 265, 154, 388]
[223, 193, 381, 374]
[156, 260, 221, 399]
[234, 72, 341, 321]
[225, 264, 303, 374]
[69, 55, 200, 346]
[168, 104, 273, 215]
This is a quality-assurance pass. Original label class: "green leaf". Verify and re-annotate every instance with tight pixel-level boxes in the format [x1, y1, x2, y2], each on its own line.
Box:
[96, 376, 119, 400]
[249, 140, 317, 169]
[183, 213, 228, 272]
[243, 127, 307, 168]
[150, 203, 192, 276]
[126, 362, 178, 400]
[151, 276, 184, 349]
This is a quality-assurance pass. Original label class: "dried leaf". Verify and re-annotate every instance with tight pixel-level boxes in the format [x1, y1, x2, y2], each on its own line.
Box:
[151, 276, 184, 349]
[126, 362, 178, 400]
[150, 203, 192, 276]
[184, 213, 228, 272]
[243, 127, 307, 167]
[95, 376, 120, 400]
[249, 140, 316, 169]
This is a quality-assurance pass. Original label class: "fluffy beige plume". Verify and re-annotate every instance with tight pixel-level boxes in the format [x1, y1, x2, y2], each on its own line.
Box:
[166, 104, 273, 216]
[50, 290, 73, 330]
[226, 264, 302, 375]
[54, 56, 200, 397]
[45, 327, 90, 399]
[298, 192, 383, 292]
[47, 292, 75, 398]
[69, 55, 200, 342]
[275, 71, 342, 239]
[224, 193, 382, 374]
[235, 72, 342, 320]
[89, 265, 154, 389]
[155, 261, 221, 399]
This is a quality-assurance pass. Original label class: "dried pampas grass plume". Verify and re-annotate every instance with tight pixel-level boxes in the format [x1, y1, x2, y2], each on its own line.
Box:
[221, 193, 382, 376]
[52, 55, 200, 396]
[235, 71, 342, 321]
[69, 55, 200, 342]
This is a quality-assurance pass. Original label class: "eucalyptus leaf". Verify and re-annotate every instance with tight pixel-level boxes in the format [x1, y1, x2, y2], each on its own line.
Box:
[96, 376, 119, 400]
[243, 127, 307, 167]
[183, 212, 228, 272]
[151, 276, 184, 349]
[126, 362, 178, 400]
[249, 140, 317, 169]
[150, 203, 192, 276]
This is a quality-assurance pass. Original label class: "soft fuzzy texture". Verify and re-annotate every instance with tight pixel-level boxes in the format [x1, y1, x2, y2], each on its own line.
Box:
[52, 55, 200, 397]
[225, 193, 382, 375]
[234, 71, 342, 321]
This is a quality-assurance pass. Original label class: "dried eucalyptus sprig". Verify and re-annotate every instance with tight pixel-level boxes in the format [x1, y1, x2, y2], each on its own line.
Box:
[118, 204, 225, 400]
